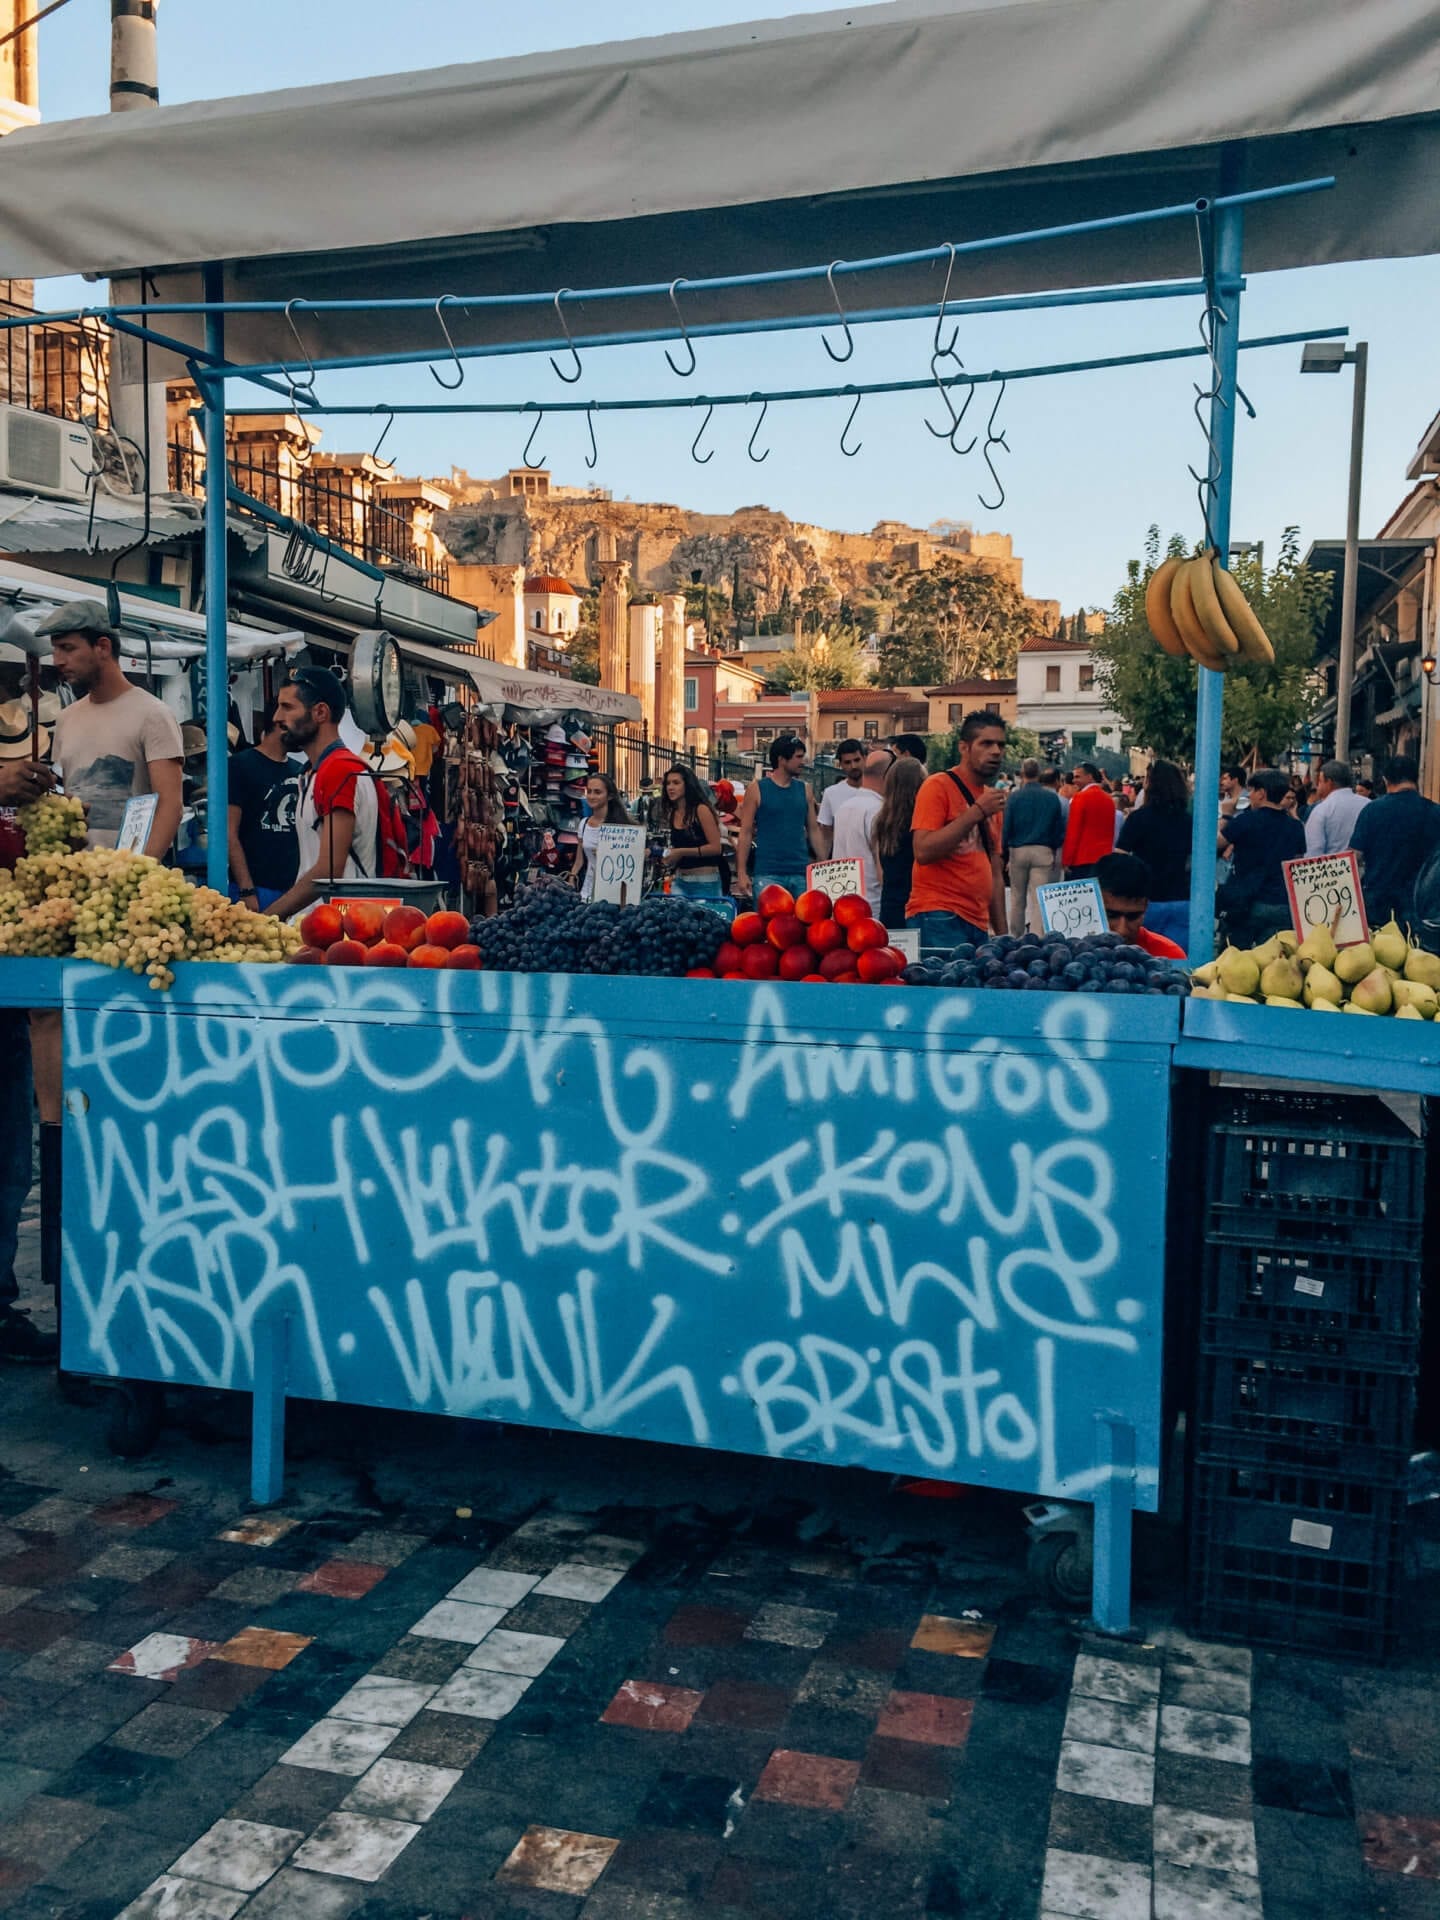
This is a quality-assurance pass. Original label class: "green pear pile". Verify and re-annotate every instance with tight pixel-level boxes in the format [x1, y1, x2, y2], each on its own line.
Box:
[1191, 919, 1440, 1019]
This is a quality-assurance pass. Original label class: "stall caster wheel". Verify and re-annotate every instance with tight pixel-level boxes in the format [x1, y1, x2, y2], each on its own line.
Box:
[105, 1383, 165, 1458]
[1026, 1529, 1093, 1610]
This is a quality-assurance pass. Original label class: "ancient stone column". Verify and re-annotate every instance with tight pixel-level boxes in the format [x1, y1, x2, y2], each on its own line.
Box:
[596, 558, 630, 696]
[657, 591, 687, 752]
[628, 603, 658, 736]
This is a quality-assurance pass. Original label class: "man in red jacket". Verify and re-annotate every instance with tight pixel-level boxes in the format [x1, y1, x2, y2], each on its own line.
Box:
[1062, 761, 1115, 879]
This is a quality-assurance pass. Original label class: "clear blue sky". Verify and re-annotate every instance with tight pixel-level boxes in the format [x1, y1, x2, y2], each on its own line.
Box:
[34, 0, 1440, 613]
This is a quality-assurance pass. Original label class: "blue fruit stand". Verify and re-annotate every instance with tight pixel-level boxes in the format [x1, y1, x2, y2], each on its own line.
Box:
[0, 0, 1437, 1641]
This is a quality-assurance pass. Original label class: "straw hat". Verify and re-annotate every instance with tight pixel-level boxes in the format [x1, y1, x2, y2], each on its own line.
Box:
[0, 699, 49, 760]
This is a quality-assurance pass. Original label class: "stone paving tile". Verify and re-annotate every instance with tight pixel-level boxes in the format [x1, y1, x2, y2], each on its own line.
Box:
[171, 1815, 305, 1890]
[109, 1703, 225, 1759]
[498, 1823, 621, 1894]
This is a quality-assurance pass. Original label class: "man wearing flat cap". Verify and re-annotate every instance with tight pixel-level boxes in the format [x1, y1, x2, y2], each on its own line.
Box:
[39, 600, 183, 859]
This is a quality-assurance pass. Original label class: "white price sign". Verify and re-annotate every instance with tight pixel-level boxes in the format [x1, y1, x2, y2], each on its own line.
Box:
[1283, 851, 1369, 948]
[116, 792, 157, 855]
[888, 927, 920, 963]
[806, 857, 865, 904]
[1037, 877, 1107, 940]
[591, 823, 647, 906]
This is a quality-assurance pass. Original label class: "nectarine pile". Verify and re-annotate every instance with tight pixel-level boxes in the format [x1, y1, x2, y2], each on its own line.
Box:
[292, 902, 481, 969]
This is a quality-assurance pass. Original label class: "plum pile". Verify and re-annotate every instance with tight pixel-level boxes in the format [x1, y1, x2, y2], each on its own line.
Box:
[468, 882, 727, 977]
[903, 930, 1192, 996]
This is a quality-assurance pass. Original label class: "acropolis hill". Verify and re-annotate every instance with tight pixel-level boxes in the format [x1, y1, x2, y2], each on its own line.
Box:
[434, 467, 1053, 624]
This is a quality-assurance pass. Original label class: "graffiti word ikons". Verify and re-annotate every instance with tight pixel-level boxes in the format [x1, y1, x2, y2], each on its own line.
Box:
[61, 971, 1165, 1499]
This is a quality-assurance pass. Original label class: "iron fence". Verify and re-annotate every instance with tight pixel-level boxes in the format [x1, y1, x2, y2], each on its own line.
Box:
[168, 438, 450, 593]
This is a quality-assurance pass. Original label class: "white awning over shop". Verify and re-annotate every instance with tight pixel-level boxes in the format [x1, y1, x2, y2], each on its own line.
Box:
[396, 636, 642, 723]
[0, 0, 1434, 373]
[0, 559, 302, 660]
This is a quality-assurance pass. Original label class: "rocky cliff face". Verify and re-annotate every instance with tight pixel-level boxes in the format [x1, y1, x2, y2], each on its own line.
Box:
[435, 490, 1028, 620]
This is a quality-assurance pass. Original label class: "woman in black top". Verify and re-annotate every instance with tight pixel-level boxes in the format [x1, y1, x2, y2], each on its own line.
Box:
[1117, 759, 1191, 950]
[659, 765, 725, 898]
[873, 754, 926, 930]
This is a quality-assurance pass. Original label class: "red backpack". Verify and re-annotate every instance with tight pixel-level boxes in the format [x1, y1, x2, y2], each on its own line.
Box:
[307, 747, 413, 880]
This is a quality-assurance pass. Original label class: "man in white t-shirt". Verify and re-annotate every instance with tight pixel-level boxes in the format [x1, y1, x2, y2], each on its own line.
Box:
[41, 600, 184, 856]
[268, 667, 379, 921]
[830, 750, 889, 913]
[816, 740, 866, 855]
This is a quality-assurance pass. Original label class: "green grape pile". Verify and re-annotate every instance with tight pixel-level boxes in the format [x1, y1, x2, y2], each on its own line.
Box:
[16, 793, 87, 854]
[0, 847, 304, 988]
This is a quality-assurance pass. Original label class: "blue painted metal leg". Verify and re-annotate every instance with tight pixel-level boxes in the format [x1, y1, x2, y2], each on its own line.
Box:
[251, 1313, 290, 1506]
[1092, 1413, 1136, 1635]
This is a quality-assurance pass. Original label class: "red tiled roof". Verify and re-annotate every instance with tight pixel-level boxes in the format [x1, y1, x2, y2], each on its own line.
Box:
[814, 690, 928, 712]
[923, 678, 1017, 696]
[524, 574, 579, 595]
[1021, 633, 1090, 653]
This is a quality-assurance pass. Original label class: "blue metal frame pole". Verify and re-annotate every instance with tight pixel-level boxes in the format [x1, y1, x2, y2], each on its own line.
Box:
[1187, 169, 1245, 964]
[202, 269, 229, 894]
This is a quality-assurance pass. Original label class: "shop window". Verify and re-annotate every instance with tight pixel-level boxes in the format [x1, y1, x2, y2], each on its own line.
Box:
[1079, 664, 1095, 692]
[1045, 665, 1061, 692]
[684, 677, 698, 711]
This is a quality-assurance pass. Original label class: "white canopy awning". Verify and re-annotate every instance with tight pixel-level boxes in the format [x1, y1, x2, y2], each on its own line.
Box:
[0, 559, 302, 660]
[396, 636, 642, 724]
[1, 0, 1436, 374]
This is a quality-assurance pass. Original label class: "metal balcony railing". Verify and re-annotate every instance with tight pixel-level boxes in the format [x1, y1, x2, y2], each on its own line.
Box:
[168, 439, 450, 594]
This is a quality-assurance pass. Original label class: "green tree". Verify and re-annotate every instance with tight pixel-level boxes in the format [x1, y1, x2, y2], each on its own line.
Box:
[564, 589, 601, 684]
[1090, 526, 1330, 764]
[767, 628, 873, 692]
[876, 556, 1037, 687]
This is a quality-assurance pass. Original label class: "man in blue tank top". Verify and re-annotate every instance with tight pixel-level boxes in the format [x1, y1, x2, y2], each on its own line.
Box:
[735, 735, 820, 901]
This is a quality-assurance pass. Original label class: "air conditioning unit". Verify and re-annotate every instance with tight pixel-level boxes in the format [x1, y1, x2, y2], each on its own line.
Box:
[0, 405, 96, 502]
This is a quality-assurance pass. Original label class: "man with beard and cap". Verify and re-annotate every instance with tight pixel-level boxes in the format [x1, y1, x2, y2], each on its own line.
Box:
[41, 600, 183, 857]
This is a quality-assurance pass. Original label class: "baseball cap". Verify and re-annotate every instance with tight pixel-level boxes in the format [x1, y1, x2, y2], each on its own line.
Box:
[35, 599, 116, 641]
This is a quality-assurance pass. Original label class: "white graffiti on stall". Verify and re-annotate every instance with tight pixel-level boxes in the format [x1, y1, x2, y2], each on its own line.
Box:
[367, 1267, 709, 1439]
[59, 966, 1159, 1498]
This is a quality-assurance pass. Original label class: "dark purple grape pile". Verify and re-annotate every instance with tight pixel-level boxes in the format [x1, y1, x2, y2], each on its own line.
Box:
[903, 930, 1191, 995]
[468, 882, 726, 976]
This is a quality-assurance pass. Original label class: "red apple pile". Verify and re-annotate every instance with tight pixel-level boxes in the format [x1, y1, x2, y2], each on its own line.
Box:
[289, 902, 481, 969]
[708, 885, 907, 985]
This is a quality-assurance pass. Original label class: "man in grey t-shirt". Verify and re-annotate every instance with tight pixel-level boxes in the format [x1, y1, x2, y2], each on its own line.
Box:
[41, 600, 184, 857]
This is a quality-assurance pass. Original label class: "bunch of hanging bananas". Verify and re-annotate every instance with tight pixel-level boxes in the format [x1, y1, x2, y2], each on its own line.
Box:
[1145, 550, 1274, 672]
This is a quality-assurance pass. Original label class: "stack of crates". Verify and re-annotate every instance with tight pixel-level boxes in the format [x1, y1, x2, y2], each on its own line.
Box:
[1188, 1084, 1424, 1658]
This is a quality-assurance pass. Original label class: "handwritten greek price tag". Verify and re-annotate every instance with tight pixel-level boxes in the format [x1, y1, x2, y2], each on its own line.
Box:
[116, 793, 157, 855]
[1037, 878, 1107, 940]
[1283, 850, 1369, 948]
[806, 858, 865, 904]
[889, 928, 921, 962]
[592, 824, 647, 906]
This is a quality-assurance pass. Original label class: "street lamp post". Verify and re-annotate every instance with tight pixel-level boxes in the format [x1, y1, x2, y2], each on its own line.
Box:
[1300, 339, 1368, 764]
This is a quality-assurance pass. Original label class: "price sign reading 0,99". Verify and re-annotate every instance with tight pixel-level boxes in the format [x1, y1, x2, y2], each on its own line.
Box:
[592, 824, 648, 906]
[1283, 850, 1370, 949]
[1036, 878, 1108, 941]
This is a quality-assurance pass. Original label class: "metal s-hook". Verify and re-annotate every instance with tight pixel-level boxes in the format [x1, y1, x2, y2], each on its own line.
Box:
[368, 406, 397, 475]
[583, 404, 599, 472]
[665, 278, 698, 378]
[839, 387, 863, 457]
[690, 401, 715, 465]
[977, 378, 1009, 511]
[281, 299, 319, 406]
[430, 296, 466, 390]
[549, 289, 583, 384]
[949, 379, 979, 456]
[521, 406, 546, 469]
[746, 396, 770, 464]
[821, 262, 855, 364]
[933, 243, 960, 360]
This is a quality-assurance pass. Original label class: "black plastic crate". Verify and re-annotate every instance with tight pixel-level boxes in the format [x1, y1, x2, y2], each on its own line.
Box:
[1190, 1459, 1407, 1560]
[1206, 1120, 1424, 1252]
[1189, 1465, 1405, 1659]
[1197, 1348, 1416, 1472]
[1209, 1084, 1420, 1136]
[1201, 1237, 1423, 1345]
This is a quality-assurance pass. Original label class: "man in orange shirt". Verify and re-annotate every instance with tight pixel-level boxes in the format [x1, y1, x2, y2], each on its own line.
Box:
[1062, 761, 1116, 878]
[906, 711, 1008, 953]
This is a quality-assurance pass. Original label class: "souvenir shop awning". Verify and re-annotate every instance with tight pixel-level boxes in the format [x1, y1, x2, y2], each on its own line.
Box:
[395, 636, 642, 724]
[0, 0, 1435, 372]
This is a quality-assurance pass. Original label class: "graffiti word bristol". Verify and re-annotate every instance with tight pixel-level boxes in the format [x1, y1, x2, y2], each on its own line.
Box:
[62, 972, 1162, 1497]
